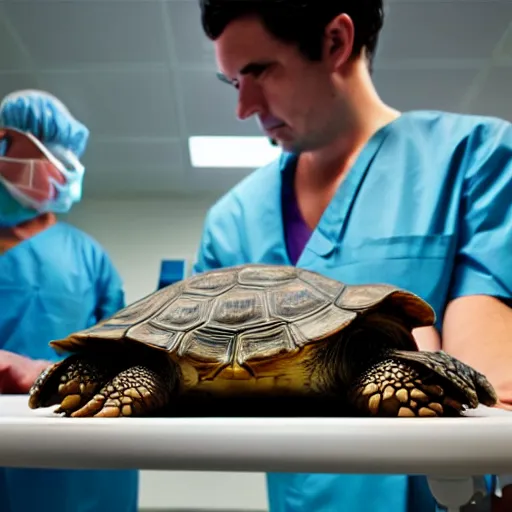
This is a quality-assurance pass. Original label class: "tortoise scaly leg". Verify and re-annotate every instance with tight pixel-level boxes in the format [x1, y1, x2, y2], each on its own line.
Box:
[71, 360, 179, 418]
[390, 349, 498, 407]
[348, 350, 498, 418]
[29, 353, 122, 416]
[349, 357, 457, 417]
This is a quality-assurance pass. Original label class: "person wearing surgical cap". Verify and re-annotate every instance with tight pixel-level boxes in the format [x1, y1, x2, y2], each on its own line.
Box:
[0, 90, 138, 512]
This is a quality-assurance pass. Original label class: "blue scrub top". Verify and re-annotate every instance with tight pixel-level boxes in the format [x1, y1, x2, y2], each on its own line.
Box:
[0, 222, 138, 512]
[193, 110, 512, 512]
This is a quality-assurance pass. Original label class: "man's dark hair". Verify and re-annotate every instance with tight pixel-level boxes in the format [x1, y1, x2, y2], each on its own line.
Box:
[199, 1, 384, 68]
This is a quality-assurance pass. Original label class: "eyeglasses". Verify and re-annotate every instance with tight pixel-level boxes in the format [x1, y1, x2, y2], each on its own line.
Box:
[216, 72, 239, 89]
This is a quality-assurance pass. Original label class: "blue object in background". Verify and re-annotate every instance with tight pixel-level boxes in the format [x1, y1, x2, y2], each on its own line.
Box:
[158, 259, 187, 290]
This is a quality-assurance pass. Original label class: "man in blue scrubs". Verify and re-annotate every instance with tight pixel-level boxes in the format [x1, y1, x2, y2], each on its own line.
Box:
[0, 90, 139, 512]
[194, 1, 512, 511]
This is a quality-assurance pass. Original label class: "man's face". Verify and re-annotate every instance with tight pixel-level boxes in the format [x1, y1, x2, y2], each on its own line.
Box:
[0, 129, 66, 205]
[214, 15, 343, 153]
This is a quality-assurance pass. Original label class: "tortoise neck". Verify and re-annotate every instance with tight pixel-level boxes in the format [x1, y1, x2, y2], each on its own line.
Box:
[332, 312, 417, 385]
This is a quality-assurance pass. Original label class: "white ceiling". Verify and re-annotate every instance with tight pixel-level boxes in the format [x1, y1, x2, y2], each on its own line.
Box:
[0, 0, 511, 199]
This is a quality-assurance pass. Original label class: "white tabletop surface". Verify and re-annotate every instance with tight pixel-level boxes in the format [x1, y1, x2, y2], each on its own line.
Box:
[1, 395, 512, 476]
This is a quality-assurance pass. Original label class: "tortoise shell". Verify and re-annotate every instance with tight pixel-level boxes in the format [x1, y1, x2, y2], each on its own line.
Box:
[50, 264, 435, 369]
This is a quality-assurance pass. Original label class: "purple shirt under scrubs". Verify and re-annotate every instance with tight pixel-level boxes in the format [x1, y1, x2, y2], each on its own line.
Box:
[282, 175, 312, 265]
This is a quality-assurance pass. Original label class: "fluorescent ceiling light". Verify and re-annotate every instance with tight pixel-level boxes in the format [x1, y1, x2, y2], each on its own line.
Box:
[189, 136, 281, 168]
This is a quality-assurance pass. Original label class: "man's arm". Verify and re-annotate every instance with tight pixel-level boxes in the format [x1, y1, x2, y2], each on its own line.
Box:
[441, 119, 512, 404]
[443, 295, 512, 408]
[413, 326, 441, 352]
[440, 120, 512, 509]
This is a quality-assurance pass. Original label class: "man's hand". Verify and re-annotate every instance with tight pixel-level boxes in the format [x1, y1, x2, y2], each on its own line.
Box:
[495, 400, 512, 412]
[0, 350, 51, 394]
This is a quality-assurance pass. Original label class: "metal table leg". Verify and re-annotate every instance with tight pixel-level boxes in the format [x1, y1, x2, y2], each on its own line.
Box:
[427, 476, 491, 512]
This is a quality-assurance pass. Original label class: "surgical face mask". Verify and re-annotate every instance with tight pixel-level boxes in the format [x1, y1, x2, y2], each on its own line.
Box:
[0, 182, 39, 227]
[0, 128, 85, 218]
[44, 142, 85, 210]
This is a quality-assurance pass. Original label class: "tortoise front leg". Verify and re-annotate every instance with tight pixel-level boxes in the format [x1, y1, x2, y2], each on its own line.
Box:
[28, 353, 121, 416]
[71, 359, 179, 418]
[347, 356, 457, 417]
[347, 350, 497, 418]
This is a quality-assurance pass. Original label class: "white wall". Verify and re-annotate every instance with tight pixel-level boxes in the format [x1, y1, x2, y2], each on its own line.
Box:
[64, 196, 214, 303]
[63, 197, 268, 511]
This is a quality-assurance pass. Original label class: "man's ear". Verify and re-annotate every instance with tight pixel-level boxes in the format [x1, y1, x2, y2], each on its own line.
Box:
[323, 13, 355, 70]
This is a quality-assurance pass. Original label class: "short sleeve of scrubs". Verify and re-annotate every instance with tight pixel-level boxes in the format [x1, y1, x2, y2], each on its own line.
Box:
[450, 120, 512, 302]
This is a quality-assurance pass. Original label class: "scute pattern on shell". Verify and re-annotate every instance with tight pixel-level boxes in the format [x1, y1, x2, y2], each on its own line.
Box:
[50, 264, 435, 369]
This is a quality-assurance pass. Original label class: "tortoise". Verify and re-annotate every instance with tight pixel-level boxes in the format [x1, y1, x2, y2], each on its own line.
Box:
[28, 264, 497, 419]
